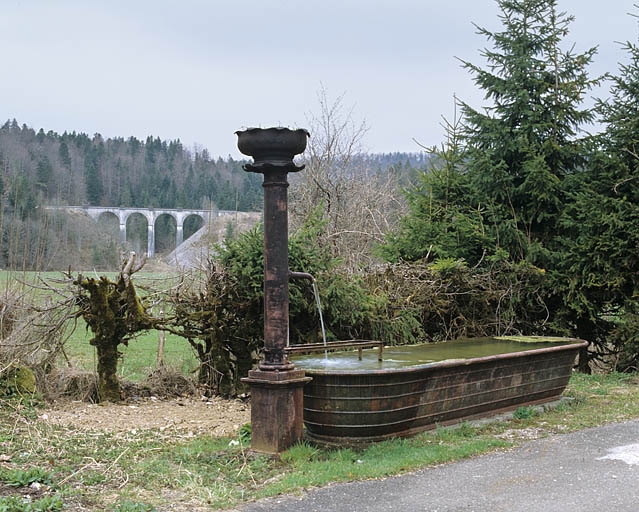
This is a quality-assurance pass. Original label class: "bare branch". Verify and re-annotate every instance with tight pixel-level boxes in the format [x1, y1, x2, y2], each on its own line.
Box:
[290, 85, 404, 268]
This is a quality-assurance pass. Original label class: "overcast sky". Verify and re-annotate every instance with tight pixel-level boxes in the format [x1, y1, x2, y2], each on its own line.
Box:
[2, 1, 637, 158]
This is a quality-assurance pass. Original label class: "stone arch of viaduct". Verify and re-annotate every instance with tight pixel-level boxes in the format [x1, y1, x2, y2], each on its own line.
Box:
[48, 206, 230, 257]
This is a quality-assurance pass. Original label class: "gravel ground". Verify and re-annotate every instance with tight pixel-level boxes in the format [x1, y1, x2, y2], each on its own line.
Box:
[41, 396, 250, 437]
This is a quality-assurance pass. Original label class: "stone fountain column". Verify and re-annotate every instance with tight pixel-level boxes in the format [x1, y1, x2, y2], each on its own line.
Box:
[237, 127, 312, 454]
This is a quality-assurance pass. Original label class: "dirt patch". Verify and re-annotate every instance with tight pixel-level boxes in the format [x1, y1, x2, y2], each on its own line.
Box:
[40, 396, 250, 437]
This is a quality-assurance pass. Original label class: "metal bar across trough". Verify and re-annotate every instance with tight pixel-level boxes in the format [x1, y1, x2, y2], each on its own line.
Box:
[285, 340, 384, 361]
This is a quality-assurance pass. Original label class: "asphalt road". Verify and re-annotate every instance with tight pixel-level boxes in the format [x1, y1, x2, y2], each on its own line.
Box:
[236, 419, 639, 512]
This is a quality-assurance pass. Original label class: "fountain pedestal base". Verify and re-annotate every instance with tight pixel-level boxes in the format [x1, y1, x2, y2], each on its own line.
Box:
[242, 369, 311, 454]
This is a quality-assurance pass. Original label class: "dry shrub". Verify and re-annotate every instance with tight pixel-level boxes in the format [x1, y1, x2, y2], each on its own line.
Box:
[143, 365, 199, 398]
[42, 367, 99, 403]
[42, 365, 199, 403]
[0, 288, 20, 339]
[362, 260, 550, 342]
[0, 287, 39, 375]
[0, 286, 72, 386]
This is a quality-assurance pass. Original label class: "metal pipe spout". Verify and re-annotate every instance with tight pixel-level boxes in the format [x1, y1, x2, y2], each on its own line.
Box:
[289, 271, 315, 282]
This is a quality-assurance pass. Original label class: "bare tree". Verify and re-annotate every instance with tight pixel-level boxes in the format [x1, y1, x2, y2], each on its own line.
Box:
[0, 281, 71, 387]
[167, 261, 260, 397]
[290, 85, 404, 268]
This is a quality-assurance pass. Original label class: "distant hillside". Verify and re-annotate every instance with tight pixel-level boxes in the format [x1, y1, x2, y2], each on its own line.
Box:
[0, 119, 428, 270]
[0, 119, 264, 215]
[356, 152, 430, 172]
[165, 212, 262, 269]
[0, 120, 428, 216]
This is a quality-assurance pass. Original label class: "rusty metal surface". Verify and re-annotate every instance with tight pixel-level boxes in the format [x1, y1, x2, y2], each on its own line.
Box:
[236, 126, 310, 453]
[244, 369, 311, 454]
[260, 168, 293, 371]
[289, 271, 315, 282]
[236, 127, 309, 372]
[236, 127, 308, 173]
[302, 340, 587, 444]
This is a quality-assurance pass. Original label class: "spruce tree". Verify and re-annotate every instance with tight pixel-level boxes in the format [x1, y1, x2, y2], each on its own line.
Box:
[36, 156, 53, 195]
[58, 140, 72, 169]
[84, 143, 104, 205]
[459, 0, 598, 266]
[382, 108, 491, 263]
[559, 18, 639, 365]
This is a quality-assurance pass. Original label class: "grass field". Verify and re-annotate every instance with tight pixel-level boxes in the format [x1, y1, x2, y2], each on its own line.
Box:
[1, 269, 199, 382]
[1, 372, 638, 510]
[64, 327, 198, 382]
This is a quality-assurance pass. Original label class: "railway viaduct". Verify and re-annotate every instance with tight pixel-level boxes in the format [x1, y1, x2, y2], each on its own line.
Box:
[46, 206, 239, 257]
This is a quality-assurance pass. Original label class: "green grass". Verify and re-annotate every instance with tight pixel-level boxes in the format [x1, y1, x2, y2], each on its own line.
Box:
[1, 372, 639, 510]
[0, 467, 53, 487]
[0, 494, 64, 511]
[512, 405, 539, 420]
[64, 324, 197, 382]
[1, 269, 198, 382]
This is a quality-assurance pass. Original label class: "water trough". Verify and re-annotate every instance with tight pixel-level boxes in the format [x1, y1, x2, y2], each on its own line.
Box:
[235, 125, 586, 452]
[290, 336, 586, 444]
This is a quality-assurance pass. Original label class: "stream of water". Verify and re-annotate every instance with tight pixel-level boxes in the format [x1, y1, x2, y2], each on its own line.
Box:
[311, 280, 328, 357]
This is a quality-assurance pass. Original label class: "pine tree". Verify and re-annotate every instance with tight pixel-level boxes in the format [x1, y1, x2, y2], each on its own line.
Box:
[458, 0, 599, 266]
[84, 145, 103, 205]
[36, 156, 53, 195]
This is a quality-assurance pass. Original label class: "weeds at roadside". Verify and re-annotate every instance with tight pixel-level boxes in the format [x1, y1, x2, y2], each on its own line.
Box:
[113, 500, 157, 512]
[513, 406, 538, 420]
[0, 467, 53, 487]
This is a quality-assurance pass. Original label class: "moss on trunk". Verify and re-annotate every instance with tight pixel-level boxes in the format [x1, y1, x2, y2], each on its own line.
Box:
[95, 342, 121, 402]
